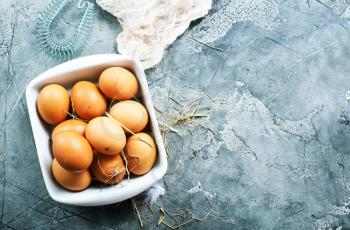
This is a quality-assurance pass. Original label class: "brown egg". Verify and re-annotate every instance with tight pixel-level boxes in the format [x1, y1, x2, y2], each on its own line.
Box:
[125, 133, 156, 175]
[85, 116, 126, 155]
[91, 154, 126, 185]
[98, 67, 138, 100]
[37, 84, 70, 125]
[51, 119, 87, 139]
[71, 81, 107, 120]
[52, 158, 91, 191]
[109, 100, 148, 133]
[52, 131, 93, 171]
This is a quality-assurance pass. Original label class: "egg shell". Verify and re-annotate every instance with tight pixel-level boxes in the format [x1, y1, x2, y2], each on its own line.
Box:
[91, 154, 126, 185]
[52, 131, 93, 171]
[51, 119, 87, 139]
[98, 67, 138, 100]
[125, 133, 156, 175]
[52, 159, 91, 191]
[37, 84, 70, 125]
[71, 81, 107, 120]
[109, 100, 148, 133]
[85, 116, 126, 155]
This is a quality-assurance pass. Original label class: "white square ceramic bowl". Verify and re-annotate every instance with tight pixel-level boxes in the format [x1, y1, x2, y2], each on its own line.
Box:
[26, 54, 167, 206]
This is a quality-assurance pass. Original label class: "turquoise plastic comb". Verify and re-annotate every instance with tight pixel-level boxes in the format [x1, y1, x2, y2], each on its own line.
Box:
[34, 0, 95, 58]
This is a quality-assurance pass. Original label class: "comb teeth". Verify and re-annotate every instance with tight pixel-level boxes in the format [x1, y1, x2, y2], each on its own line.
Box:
[34, 0, 95, 58]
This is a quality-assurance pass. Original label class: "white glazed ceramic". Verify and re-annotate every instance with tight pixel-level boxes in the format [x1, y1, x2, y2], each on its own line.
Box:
[26, 54, 168, 206]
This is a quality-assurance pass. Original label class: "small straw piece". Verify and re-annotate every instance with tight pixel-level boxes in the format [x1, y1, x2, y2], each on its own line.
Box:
[132, 198, 143, 228]
[157, 208, 166, 226]
[97, 155, 122, 184]
[64, 110, 87, 122]
[105, 112, 153, 148]
[65, 99, 88, 122]
[159, 122, 179, 134]
[154, 95, 211, 159]
[154, 194, 215, 229]
[104, 168, 122, 184]
[97, 155, 108, 177]
[120, 150, 130, 181]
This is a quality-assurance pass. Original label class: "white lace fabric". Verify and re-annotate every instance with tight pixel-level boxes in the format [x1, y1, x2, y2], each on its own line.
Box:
[96, 0, 212, 69]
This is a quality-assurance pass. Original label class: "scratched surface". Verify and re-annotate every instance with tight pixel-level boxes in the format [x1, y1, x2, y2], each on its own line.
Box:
[1, 0, 350, 229]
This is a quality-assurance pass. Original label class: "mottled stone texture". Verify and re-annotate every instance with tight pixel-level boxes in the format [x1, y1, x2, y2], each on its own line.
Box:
[1, 0, 350, 229]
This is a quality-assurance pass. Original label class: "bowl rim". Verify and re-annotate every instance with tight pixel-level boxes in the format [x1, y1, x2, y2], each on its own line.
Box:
[25, 54, 168, 206]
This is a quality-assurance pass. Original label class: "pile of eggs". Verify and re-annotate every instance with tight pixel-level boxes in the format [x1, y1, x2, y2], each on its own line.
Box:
[37, 67, 157, 191]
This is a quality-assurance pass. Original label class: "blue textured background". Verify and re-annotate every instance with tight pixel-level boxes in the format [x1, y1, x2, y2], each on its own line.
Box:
[1, 0, 350, 229]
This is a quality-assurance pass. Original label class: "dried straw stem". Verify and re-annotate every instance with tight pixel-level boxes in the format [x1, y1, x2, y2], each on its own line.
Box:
[120, 150, 130, 181]
[154, 194, 217, 229]
[132, 198, 143, 228]
[105, 112, 153, 148]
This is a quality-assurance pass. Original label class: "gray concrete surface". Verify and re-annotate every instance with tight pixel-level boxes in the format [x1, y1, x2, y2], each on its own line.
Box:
[1, 0, 350, 229]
